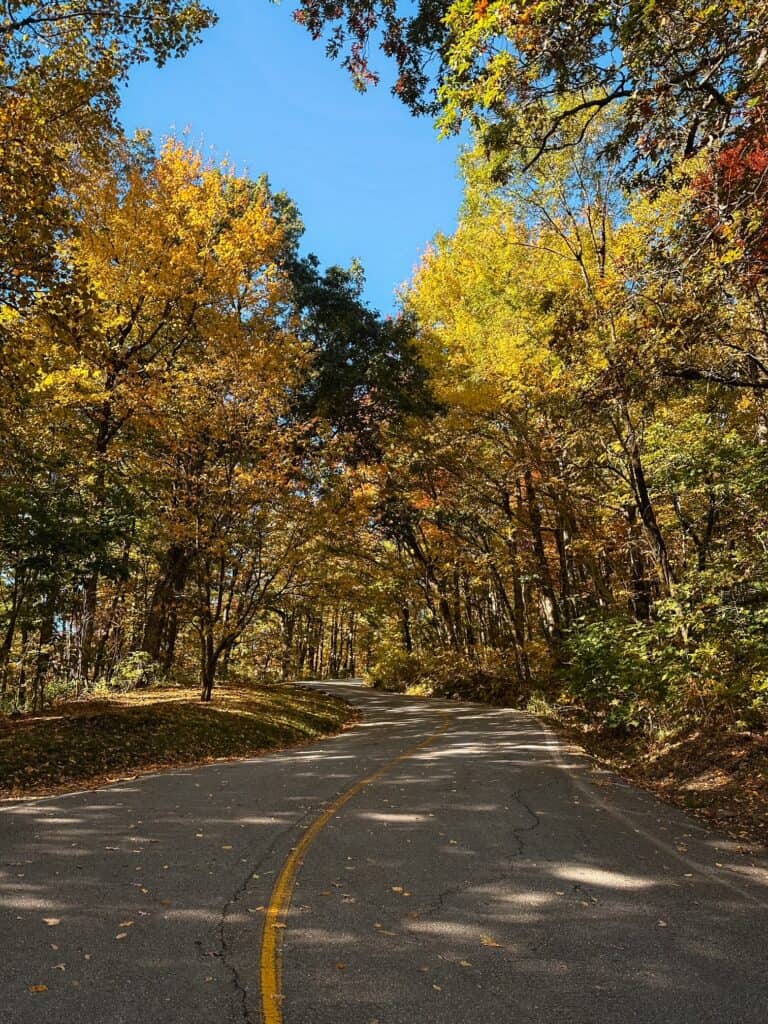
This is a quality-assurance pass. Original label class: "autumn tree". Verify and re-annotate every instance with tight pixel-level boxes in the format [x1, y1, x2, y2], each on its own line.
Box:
[290, 0, 768, 179]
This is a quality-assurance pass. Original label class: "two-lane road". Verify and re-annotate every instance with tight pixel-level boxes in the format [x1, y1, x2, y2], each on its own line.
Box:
[2, 682, 766, 1023]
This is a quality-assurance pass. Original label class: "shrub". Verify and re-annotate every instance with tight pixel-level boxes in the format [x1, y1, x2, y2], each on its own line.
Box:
[107, 651, 164, 692]
[368, 646, 521, 705]
[563, 592, 768, 733]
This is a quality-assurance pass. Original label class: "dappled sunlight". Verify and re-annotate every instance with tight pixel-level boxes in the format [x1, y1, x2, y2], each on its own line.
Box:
[290, 926, 361, 945]
[551, 866, 658, 890]
[1, 687, 765, 1023]
[359, 812, 432, 823]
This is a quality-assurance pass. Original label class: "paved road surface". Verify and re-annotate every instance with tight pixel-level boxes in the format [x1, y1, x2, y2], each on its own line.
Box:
[1, 682, 767, 1024]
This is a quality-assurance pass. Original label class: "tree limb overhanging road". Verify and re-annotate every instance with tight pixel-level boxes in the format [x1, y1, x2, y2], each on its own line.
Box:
[2, 681, 767, 1024]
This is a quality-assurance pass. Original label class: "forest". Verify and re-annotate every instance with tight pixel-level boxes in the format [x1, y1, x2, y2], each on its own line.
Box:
[1, 1, 767, 802]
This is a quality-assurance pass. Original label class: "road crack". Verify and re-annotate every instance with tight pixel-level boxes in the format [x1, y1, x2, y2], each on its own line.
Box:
[217, 806, 320, 1024]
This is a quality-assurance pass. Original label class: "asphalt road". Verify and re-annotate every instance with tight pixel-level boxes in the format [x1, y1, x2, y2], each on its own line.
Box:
[1, 681, 767, 1024]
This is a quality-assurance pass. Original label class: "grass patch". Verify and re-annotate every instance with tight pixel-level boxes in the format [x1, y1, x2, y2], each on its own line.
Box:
[0, 683, 357, 798]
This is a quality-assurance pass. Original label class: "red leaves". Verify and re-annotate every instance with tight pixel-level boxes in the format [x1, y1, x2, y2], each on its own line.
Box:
[690, 111, 768, 283]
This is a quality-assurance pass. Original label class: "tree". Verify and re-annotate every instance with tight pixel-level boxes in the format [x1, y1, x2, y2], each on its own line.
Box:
[290, 0, 768, 179]
[0, 0, 215, 314]
[288, 255, 432, 460]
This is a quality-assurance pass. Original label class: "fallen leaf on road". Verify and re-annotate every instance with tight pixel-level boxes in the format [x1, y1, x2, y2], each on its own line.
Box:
[335, 963, 346, 970]
[432, 984, 442, 991]
[28, 985, 48, 993]
[119, 921, 134, 928]
[459, 960, 471, 967]
[42, 918, 60, 927]
[53, 963, 66, 971]
[481, 936, 502, 948]
[391, 886, 403, 893]
[657, 920, 668, 928]
[115, 933, 128, 940]
[221, 845, 233, 851]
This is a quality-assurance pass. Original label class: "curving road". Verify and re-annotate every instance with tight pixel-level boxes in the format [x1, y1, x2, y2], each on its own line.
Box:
[1, 681, 767, 1024]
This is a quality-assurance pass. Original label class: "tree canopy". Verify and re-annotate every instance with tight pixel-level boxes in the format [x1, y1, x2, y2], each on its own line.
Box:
[1, 0, 767, 778]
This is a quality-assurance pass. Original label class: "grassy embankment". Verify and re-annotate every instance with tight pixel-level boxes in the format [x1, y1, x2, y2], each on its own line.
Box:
[0, 683, 356, 798]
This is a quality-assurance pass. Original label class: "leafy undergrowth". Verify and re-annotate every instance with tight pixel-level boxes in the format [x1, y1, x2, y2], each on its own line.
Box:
[0, 683, 357, 798]
[548, 715, 768, 849]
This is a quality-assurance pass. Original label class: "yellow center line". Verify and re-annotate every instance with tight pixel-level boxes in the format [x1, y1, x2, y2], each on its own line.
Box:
[259, 711, 454, 1024]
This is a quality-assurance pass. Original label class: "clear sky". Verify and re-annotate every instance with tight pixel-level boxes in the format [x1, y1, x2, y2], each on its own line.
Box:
[118, 0, 464, 313]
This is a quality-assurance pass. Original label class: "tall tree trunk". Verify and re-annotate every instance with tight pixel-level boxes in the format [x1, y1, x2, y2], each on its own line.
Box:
[523, 469, 562, 645]
[142, 544, 190, 663]
[280, 611, 295, 680]
[401, 603, 413, 653]
[619, 406, 675, 593]
[625, 503, 652, 620]
[34, 589, 58, 710]
[200, 627, 216, 702]
[0, 569, 24, 697]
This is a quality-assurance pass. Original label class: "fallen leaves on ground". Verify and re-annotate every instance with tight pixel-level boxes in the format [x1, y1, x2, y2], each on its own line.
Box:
[0, 684, 356, 798]
[550, 717, 768, 847]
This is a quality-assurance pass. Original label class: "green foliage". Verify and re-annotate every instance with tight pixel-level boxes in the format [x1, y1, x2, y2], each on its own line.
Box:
[563, 615, 674, 733]
[367, 646, 424, 693]
[368, 646, 521, 705]
[564, 591, 768, 734]
[291, 0, 766, 181]
[108, 651, 164, 692]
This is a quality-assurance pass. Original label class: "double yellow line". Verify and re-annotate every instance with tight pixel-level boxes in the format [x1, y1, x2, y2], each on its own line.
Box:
[260, 712, 454, 1024]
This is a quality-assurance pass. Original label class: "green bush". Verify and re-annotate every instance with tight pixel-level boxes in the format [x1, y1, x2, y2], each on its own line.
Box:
[563, 589, 768, 733]
[368, 646, 521, 705]
[562, 615, 673, 732]
[107, 651, 163, 692]
[367, 646, 423, 693]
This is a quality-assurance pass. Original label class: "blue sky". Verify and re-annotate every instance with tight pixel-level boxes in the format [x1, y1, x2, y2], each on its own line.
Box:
[119, 0, 464, 313]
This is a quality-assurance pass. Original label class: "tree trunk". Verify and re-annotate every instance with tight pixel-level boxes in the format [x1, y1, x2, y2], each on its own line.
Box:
[200, 629, 217, 702]
[142, 544, 189, 664]
[620, 406, 674, 593]
[625, 503, 652, 620]
[523, 469, 562, 645]
[34, 589, 57, 710]
[401, 603, 413, 653]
